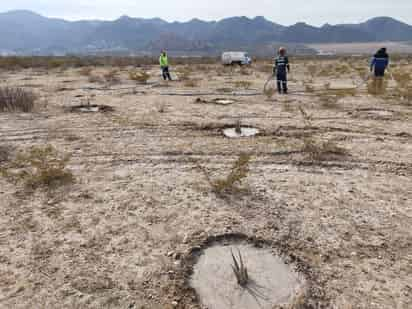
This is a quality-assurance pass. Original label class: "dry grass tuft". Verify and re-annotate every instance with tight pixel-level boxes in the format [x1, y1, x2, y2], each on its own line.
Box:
[198, 153, 251, 195]
[103, 69, 120, 85]
[302, 138, 349, 161]
[88, 74, 104, 84]
[0, 145, 12, 164]
[319, 95, 340, 109]
[1, 145, 74, 190]
[233, 80, 253, 89]
[298, 106, 313, 127]
[183, 79, 199, 88]
[0, 87, 36, 112]
[176, 66, 193, 81]
[239, 67, 252, 76]
[129, 70, 151, 83]
[390, 69, 412, 104]
[78, 67, 93, 76]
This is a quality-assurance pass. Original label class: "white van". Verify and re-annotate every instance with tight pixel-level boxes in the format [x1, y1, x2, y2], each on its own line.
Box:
[221, 51, 252, 66]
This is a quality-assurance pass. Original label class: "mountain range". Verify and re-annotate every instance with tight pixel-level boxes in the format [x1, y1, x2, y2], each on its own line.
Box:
[1, 10, 412, 56]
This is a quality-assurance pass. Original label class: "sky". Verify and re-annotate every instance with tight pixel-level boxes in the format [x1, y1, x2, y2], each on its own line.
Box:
[1, 0, 412, 26]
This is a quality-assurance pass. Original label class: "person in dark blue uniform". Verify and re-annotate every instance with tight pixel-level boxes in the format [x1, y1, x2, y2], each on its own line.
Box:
[370, 48, 389, 93]
[370, 48, 389, 77]
[273, 47, 290, 94]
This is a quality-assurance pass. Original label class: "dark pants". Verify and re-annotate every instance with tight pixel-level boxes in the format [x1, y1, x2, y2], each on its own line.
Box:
[374, 68, 385, 77]
[277, 72, 288, 94]
[161, 66, 172, 81]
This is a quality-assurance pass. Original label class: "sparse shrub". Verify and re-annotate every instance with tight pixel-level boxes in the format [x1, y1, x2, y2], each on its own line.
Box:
[216, 65, 232, 76]
[318, 66, 333, 77]
[390, 69, 412, 104]
[1, 145, 74, 190]
[396, 86, 412, 103]
[103, 69, 120, 84]
[0, 87, 36, 112]
[184, 79, 199, 88]
[233, 81, 253, 89]
[88, 74, 104, 84]
[319, 95, 340, 109]
[325, 88, 357, 97]
[302, 137, 348, 161]
[239, 67, 251, 76]
[334, 64, 352, 75]
[177, 66, 193, 81]
[298, 106, 313, 127]
[198, 153, 251, 195]
[78, 67, 93, 76]
[0, 145, 12, 164]
[129, 70, 150, 83]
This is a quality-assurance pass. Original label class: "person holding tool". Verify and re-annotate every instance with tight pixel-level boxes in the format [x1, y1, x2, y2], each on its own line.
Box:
[273, 47, 290, 94]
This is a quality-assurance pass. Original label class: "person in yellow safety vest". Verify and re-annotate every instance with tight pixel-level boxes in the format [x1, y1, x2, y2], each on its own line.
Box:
[159, 50, 172, 81]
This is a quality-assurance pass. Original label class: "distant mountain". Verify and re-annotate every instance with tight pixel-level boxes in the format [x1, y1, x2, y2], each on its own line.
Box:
[0, 10, 411, 55]
[341, 17, 412, 41]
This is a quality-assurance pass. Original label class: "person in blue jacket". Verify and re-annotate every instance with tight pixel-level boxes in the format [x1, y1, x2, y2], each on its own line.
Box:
[370, 48, 389, 77]
[273, 47, 290, 94]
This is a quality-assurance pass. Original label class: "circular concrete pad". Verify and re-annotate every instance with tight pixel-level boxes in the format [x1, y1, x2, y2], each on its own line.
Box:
[190, 244, 305, 309]
[223, 127, 260, 138]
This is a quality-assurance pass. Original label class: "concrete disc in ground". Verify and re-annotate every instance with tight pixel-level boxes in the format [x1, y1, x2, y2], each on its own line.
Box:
[190, 244, 305, 309]
[223, 127, 259, 138]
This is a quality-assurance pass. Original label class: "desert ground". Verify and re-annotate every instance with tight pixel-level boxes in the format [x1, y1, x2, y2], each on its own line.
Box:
[0, 57, 411, 309]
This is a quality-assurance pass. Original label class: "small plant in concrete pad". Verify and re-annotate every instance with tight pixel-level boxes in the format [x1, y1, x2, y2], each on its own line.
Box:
[231, 249, 249, 287]
[235, 119, 242, 134]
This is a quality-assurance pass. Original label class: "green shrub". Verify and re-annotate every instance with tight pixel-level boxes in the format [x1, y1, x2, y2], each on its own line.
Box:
[1, 145, 74, 190]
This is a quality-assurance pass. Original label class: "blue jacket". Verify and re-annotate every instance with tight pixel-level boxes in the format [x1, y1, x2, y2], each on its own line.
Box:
[371, 54, 389, 71]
